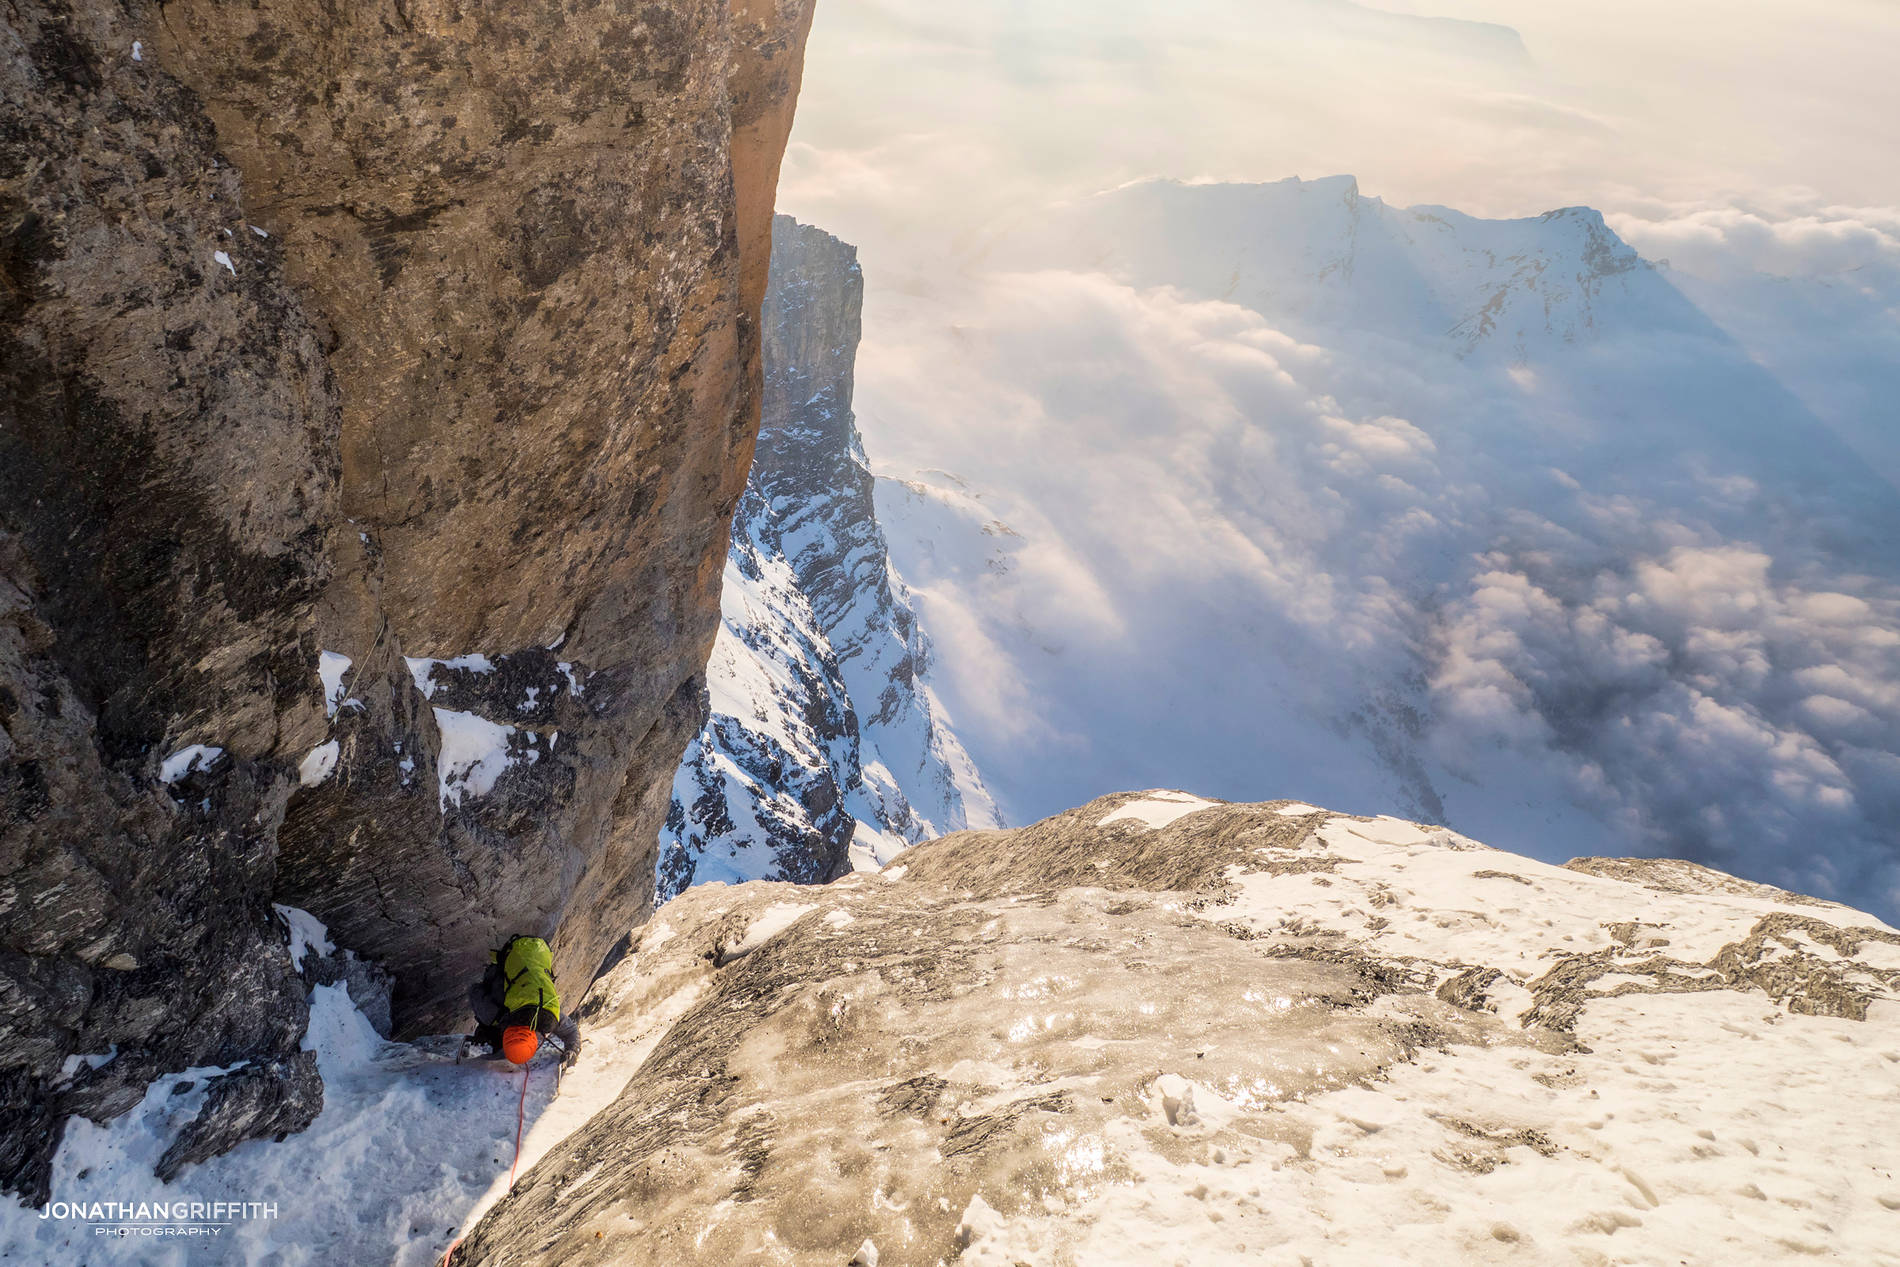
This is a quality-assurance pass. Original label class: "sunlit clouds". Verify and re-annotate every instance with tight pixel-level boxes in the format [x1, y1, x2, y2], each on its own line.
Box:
[775, 1, 1900, 917]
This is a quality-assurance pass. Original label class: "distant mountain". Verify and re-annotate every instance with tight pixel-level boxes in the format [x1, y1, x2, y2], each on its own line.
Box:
[868, 177, 1900, 919]
[1004, 175, 1687, 356]
[660, 219, 1000, 899]
[999, 176, 1894, 518]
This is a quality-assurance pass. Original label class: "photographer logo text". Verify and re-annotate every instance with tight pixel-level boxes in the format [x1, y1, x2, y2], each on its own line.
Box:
[39, 1200, 279, 1238]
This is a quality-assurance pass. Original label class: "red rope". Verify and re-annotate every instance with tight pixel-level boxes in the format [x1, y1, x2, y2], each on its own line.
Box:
[508, 1064, 531, 1188]
[439, 1064, 533, 1266]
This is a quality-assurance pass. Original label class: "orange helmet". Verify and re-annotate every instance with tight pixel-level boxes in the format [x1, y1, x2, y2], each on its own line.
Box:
[501, 1025, 539, 1065]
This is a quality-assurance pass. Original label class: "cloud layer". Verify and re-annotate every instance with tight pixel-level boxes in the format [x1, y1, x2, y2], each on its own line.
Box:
[773, 1, 1900, 915]
[864, 183, 1900, 919]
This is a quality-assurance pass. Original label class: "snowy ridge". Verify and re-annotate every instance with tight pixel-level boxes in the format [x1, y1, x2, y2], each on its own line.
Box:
[452, 793, 1900, 1264]
[661, 218, 999, 898]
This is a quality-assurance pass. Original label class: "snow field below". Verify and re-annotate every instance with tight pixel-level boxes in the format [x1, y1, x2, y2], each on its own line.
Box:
[0, 915, 650, 1267]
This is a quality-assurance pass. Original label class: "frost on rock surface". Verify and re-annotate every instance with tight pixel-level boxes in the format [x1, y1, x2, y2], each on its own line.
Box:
[454, 794, 1900, 1266]
[662, 218, 999, 899]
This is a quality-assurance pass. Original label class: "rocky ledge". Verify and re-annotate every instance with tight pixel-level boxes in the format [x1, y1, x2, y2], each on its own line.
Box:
[455, 792, 1900, 1265]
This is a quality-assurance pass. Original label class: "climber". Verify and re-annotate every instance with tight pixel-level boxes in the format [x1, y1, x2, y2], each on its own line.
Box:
[462, 933, 581, 1067]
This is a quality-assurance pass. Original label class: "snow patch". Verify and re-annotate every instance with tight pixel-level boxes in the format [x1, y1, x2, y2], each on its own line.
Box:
[433, 708, 517, 808]
[297, 740, 339, 788]
[1097, 791, 1222, 830]
[954, 1194, 1010, 1263]
[723, 902, 817, 962]
[212, 250, 235, 276]
[273, 904, 334, 970]
[404, 657, 436, 698]
[59, 1048, 117, 1081]
[158, 744, 222, 784]
[405, 654, 496, 701]
[847, 818, 906, 873]
[317, 650, 352, 718]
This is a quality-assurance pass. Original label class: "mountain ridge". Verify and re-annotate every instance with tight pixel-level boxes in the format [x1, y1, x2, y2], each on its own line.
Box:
[663, 217, 999, 901]
[452, 790, 1900, 1264]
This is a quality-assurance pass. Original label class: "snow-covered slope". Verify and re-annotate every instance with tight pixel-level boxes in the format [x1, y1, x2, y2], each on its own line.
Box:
[859, 177, 1900, 920]
[452, 794, 1900, 1265]
[0, 901, 689, 1266]
[660, 219, 999, 899]
[21, 796, 1894, 1264]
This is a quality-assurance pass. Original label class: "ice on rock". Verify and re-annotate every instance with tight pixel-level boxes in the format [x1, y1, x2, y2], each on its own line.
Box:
[59, 1048, 118, 1081]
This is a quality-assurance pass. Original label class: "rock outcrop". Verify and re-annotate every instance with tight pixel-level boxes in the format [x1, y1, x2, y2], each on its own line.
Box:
[663, 217, 999, 897]
[1, 0, 812, 1200]
[455, 793, 1900, 1265]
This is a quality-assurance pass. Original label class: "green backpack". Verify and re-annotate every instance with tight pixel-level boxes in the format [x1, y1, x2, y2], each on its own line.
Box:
[493, 935, 561, 1025]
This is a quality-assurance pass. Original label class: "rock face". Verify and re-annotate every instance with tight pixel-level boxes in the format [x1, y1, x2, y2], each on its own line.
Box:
[1, 0, 812, 1201]
[456, 793, 1900, 1265]
[661, 217, 998, 898]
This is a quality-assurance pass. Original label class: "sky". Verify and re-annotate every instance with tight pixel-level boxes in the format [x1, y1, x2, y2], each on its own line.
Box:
[771, 0, 1900, 917]
[780, 0, 1900, 481]
[780, 0, 1900, 253]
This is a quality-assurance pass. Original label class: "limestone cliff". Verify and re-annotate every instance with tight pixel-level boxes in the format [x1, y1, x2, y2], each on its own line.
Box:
[662, 217, 1000, 898]
[0, 0, 813, 1202]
